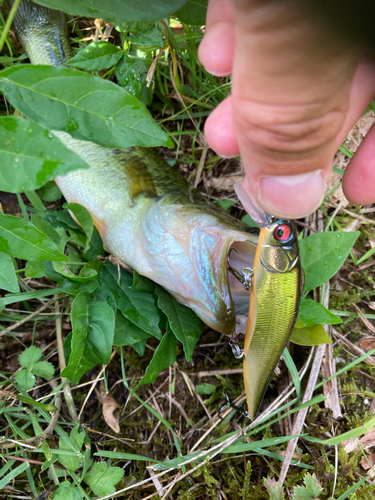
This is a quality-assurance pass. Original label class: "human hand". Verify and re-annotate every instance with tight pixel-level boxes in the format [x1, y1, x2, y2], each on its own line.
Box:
[199, 0, 375, 219]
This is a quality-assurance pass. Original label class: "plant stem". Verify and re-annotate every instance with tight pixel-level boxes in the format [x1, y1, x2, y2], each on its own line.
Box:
[0, 0, 21, 53]
[55, 295, 79, 423]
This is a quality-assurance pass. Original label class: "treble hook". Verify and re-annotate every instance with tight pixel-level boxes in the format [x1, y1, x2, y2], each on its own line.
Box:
[227, 247, 253, 291]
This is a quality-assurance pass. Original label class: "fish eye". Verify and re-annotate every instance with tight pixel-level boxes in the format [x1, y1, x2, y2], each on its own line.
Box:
[274, 223, 292, 242]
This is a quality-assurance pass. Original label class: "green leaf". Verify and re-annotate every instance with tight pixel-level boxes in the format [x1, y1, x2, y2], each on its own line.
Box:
[15, 369, 36, 391]
[263, 478, 285, 500]
[241, 213, 258, 228]
[0, 251, 19, 293]
[33, 0, 186, 22]
[304, 414, 375, 446]
[216, 199, 235, 210]
[31, 214, 61, 245]
[54, 481, 83, 500]
[155, 285, 201, 361]
[0, 462, 30, 490]
[290, 324, 332, 346]
[139, 327, 178, 385]
[299, 231, 360, 293]
[62, 292, 115, 384]
[293, 473, 323, 500]
[113, 311, 151, 346]
[0, 116, 90, 193]
[37, 181, 62, 202]
[25, 260, 46, 278]
[83, 461, 124, 497]
[131, 270, 155, 292]
[129, 24, 164, 48]
[115, 55, 152, 105]
[176, 0, 208, 25]
[99, 264, 161, 339]
[68, 41, 122, 71]
[31, 361, 55, 380]
[94, 451, 158, 461]
[196, 383, 218, 395]
[65, 203, 93, 253]
[0, 65, 170, 148]
[19, 345, 42, 368]
[298, 297, 342, 327]
[0, 213, 67, 261]
[52, 261, 98, 283]
[58, 427, 86, 472]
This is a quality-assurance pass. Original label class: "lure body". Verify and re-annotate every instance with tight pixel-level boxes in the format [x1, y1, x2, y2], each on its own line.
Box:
[13, 0, 257, 335]
[243, 219, 301, 419]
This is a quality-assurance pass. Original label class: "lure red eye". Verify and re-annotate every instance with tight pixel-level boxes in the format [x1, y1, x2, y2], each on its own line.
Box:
[274, 224, 292, 242]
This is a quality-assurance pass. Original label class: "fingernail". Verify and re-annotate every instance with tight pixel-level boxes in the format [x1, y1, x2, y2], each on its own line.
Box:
[260, 170, 326, 219]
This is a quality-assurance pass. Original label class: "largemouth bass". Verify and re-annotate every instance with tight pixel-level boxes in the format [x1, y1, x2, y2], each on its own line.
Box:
[13, 0, 258, 335]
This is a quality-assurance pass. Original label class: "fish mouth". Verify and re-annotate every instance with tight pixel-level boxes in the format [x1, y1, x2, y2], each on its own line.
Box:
[187, 225, 258, 335]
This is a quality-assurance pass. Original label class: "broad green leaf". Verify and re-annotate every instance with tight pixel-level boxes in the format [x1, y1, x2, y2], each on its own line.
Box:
[60, 277, 99, 297]
[113, 311, 151, 346]
[52, 261, 98, 282]
[129, 25, 164, 48]
[131, 270, 155, 293]
[25, 260, 45, 278]
[83, 461, 124, 497]
[54, 481, 83, 500]
[68, 41, 122, 71]
[62, 292, 115, 384]
[0, 116, 89, 193]
[15, 369, 36, 391]
[19, 345, 42, 368]
[176, 0, 208, 25]
[155, 285, 201, 361]
[34, 0, 186, 22]
[133, 339, 147, 356]
[99, 264, 161, 339]
[216, 199, 235, 210]
[196, 383, 218, 395]
[115, 55, 152, 105]
[0, 65, 171, 148]
[0, 213, 67, 261]
[139, 327, 178, 385]
[65, 203, 93, 253]
[58, 427, 86, 472]
[31, 361, 55, 379]
[299, 231, 360, 293]
[0, 251, 19, 293]
[31, 214, 60, 245]
[298, 297, 342, 327]
[241, 213, 258, 228]
[84, 226, 105, 261]
[37, 181, 62, 202]
[290, 324, 332, 346]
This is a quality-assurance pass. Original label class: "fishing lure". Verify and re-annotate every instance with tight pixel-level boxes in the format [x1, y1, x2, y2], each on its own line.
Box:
[232, 184, 302, 419]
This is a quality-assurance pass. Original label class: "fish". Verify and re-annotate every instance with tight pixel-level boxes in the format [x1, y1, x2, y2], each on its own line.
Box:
[13, 0, 258, 336]
[235, 185, 302, 419]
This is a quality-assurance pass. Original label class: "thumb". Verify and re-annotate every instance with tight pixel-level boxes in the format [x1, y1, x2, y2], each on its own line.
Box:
[204, 0, 364, 218]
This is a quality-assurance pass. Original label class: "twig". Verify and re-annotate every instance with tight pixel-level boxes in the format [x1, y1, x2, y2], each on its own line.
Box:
[148, 469, 166, 498]
[0, 299, 55, 337]
[55, 296, 79, 423]
[279, 344, 326, 485]
[352, 303, 375, 334]
[322, 341, 343, 419]
[331, 328, 375, 365]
